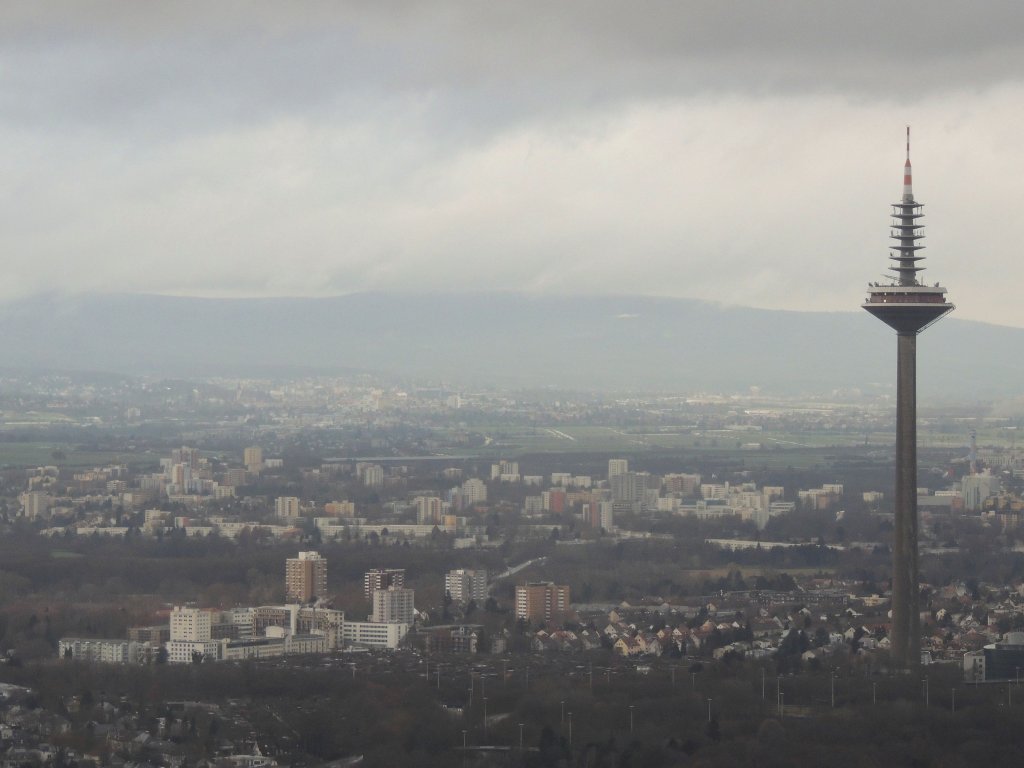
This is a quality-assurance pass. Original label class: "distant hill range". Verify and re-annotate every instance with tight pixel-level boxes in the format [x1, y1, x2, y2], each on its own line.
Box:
[0, 292, 1020, 400]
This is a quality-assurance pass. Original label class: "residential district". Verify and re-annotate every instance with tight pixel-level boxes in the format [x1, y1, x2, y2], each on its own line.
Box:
[16, 444, 1024, 681]
[2, 376, 1024, 764]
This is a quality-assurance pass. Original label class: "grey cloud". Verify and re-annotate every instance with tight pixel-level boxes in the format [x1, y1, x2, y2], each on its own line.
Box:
[0, 3, 1019, 325]
[3, 1, 1024, 135]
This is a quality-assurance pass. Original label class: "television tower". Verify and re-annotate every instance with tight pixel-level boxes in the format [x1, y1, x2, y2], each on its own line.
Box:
[863, 128, 954, 669]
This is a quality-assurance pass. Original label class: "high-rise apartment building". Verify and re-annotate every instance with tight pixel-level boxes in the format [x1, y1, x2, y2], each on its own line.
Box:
[414, 496, 444, 524]
[515, 582, 571, 624]
[523, 496, 544, 516]
[285, 551, 328, 603]
[20, 491, 52, 519]
[167, 606, 222, 664]
[542, 489, 566, 513]
[445, 568, 488, 604]
[611, 472, 644, 503]
[170, 606, 212, 642]
[371, 586, 416, 624]
[223, 468, 248, 487]
[364, 568, 405, 600]
[171, 447, 199, 468]
[275, 496, 301, 518]
[361, 464, 385, 487]
[608, 459, 628, 479]
[582, 501, 614, 531]
[663, 473, 701, 495]
[962, 473, 1000, 512]
[490, 460, 520, 481]
[169, 463, 192, 490]
[244, 446, 263, 474]
[324, 500, 356, 517]
[461, 478, 487, 505]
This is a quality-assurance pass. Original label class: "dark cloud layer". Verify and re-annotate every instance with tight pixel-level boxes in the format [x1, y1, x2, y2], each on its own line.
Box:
[0, 3, 1020, 324]
[4, 1, 1024, 130]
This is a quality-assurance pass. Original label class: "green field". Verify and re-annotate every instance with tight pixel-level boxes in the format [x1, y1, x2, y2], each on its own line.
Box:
[432, 421, 996, 471]
[468, 424, 864, 456]
[0, 410, 77, 426]
[0, 442, 145, 469]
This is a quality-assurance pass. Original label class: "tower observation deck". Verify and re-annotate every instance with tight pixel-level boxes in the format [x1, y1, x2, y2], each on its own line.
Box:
[863, 128, 954, 332]
[862, 128, 953, 669]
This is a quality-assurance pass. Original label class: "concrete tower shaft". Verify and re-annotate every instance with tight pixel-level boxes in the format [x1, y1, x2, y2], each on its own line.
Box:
[862, 129, 953, 669]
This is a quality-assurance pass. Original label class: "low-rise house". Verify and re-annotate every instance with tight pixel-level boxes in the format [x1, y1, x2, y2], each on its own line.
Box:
[614, 637, 643, 657]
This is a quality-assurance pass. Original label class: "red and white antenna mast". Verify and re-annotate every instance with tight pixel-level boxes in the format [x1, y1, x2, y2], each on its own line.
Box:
[903, 126, 913, 203]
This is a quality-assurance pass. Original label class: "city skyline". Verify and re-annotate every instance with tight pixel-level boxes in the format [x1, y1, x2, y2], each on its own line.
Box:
[1, 4, 1023, 324]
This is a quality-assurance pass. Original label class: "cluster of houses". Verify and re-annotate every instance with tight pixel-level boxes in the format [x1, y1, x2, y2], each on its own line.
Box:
[0, 685, 277, 768]
[515, 576, 1024, 676]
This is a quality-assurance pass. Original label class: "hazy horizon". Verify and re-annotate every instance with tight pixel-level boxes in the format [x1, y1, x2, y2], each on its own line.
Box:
[0, 292, 1018, 404]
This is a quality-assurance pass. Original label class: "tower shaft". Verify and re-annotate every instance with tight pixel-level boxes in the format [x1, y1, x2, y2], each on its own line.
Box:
[891, 332, 920, 668]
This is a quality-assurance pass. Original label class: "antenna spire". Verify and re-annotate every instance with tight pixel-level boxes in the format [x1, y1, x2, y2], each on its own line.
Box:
[903, 126, 913, 202]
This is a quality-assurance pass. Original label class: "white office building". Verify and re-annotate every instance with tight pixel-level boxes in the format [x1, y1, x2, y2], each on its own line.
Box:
[343, 621, 409, 649]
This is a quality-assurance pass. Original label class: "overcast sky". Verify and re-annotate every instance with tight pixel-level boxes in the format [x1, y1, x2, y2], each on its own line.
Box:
[2, 2, 1023, 325]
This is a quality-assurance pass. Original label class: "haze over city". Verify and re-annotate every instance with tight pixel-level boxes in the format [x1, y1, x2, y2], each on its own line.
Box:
[2, 2, 1024, 325]
[2, 5, 1024, 768]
